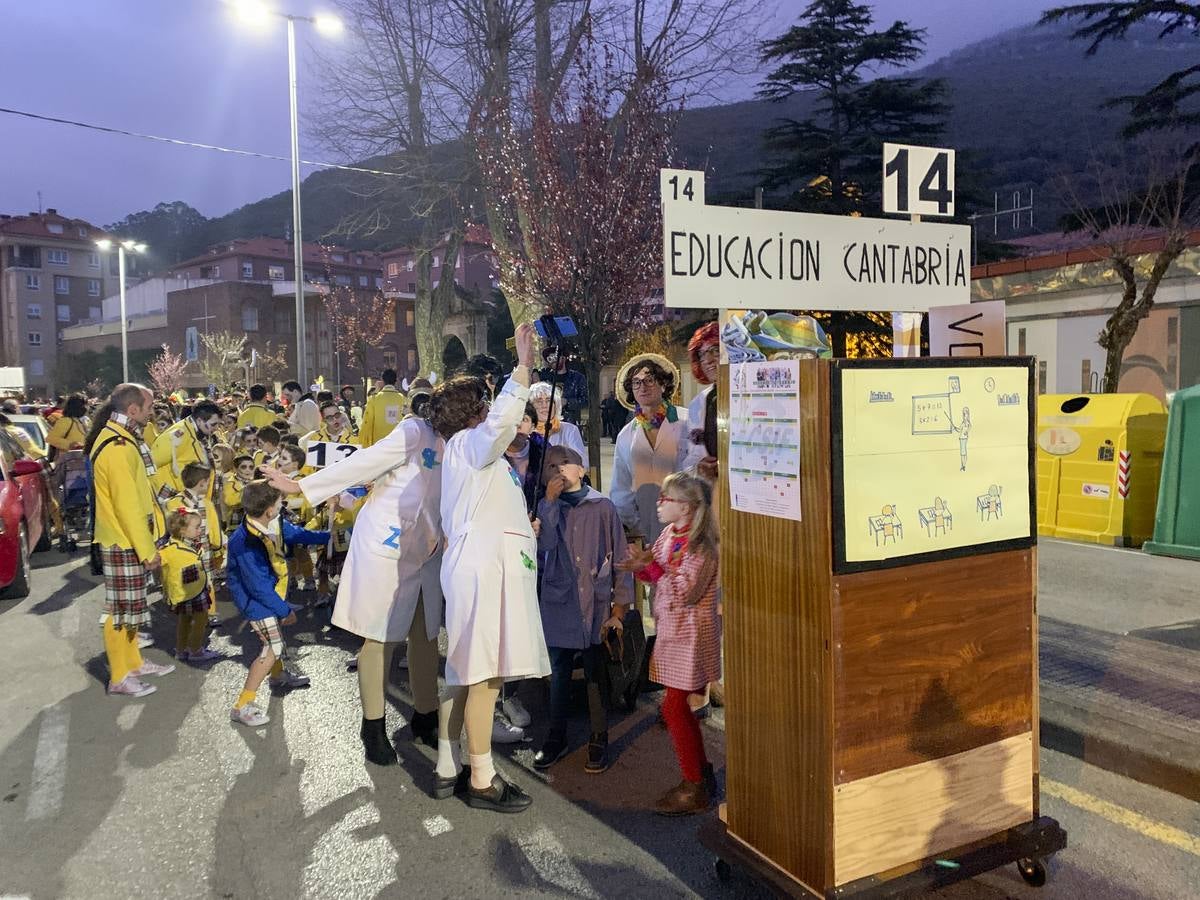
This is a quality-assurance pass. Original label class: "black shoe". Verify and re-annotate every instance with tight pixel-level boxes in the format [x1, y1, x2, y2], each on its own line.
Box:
[409, 709, 438, 748]
[467, 774, 533, 813]
[701, 762, 719, 798]
[360, 716, 398, 767]
[584, 732, 609, 774]
[533, 730, 568, 770]
[433, 766, 470, 800]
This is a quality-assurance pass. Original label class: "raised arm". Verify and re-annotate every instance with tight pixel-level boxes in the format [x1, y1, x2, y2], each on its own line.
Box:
[459, 322, 537, 469]
[298, 417, 419, 507]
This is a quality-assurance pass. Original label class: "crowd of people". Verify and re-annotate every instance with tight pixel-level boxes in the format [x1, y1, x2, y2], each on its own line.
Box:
[61, 319, 724, 817]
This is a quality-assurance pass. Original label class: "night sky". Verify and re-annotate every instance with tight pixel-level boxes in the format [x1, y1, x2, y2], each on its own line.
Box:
[0, 1, 1057, 226]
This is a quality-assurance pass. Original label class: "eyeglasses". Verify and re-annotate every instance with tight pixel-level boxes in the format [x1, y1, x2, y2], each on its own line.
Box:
[657, 493, 688, 505]
[631, 376, 659, 389]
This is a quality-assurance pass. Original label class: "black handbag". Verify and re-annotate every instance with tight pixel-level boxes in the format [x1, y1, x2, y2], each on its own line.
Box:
[601, 607, 647, 711]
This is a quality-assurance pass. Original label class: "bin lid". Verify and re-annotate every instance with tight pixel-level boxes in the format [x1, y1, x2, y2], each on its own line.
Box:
[1037, 393, 1166, 422]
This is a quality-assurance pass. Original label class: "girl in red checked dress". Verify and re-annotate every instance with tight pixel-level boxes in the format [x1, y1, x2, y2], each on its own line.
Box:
[618, 470, 720, 816]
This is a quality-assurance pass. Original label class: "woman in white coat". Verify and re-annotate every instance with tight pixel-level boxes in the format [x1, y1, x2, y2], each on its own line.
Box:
[528, 381, 589, 470]
[431, 322, 550, 814]
[262, 382, 443, 767]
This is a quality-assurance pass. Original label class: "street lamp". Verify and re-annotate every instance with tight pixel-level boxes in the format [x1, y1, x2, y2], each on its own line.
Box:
[228, 0, 342, 387]
[95, 238, 146, 384]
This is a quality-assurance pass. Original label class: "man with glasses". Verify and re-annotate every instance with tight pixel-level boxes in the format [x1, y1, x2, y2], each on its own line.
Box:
[151, 399, 222, 499]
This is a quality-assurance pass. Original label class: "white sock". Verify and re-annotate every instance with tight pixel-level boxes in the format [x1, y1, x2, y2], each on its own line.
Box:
[436, 738, 461, 779]
[469, 751, 496, 790]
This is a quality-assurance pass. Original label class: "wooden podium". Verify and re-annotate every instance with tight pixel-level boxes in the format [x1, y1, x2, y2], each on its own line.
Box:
[705, 357, 1065, 896]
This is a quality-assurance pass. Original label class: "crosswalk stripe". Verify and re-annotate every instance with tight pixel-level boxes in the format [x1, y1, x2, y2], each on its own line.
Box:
[26, 706, 68, 821]
[516, 825, 599, 899]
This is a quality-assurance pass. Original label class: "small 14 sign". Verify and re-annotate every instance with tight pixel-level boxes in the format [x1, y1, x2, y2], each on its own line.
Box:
[882, 143, 956, 218]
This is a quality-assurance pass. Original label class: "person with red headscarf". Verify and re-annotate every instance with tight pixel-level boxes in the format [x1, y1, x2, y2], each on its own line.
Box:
[682, 322, 720, 480]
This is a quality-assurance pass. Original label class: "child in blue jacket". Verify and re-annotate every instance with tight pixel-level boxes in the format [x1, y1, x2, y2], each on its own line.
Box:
[227, 480, 330, 727]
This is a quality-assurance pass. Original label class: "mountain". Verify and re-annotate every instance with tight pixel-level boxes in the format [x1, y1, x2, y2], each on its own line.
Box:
[136, 19, 1199, 258]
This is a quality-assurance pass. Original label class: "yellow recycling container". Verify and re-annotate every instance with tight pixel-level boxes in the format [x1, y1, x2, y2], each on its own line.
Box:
[1036, 393, 1167, 546]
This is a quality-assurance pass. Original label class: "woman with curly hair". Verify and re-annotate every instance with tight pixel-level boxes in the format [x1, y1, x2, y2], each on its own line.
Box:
[432, 322, 550, 814]
[681, 321, 720, 480]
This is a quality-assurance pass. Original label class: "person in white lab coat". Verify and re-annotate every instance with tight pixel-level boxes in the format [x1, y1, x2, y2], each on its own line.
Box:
[431, 322, 550, 814]
[261, 400, 444, 768]
[609, 352, 690, 547]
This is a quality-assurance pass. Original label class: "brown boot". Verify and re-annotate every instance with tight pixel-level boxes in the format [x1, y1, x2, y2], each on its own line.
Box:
[654, 779, 710, 816]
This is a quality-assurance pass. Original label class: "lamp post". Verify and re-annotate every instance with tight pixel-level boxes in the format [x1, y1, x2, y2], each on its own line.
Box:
[95, 238, 146, 384]
[229, 0, 342, 387]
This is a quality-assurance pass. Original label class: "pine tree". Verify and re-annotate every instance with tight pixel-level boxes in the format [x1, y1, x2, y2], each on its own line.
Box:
[758, 0, 948, 215]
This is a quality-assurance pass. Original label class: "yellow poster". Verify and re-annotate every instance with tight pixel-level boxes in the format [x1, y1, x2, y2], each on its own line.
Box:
[838, 363, 1033, 566]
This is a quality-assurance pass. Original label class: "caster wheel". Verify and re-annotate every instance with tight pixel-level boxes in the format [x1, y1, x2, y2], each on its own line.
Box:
[1017, 858, 1046, 887]
[714, 858, 732, 883]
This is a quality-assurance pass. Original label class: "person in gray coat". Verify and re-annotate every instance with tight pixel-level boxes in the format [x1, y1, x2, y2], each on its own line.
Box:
[532, 446, 634, 774]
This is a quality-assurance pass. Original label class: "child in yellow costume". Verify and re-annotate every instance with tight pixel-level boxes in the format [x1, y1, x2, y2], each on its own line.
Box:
[276, 443, 318, 597]
[166, 463, 225, 624]
[161, 507, 221, 662]
[224, 454, 256, 532]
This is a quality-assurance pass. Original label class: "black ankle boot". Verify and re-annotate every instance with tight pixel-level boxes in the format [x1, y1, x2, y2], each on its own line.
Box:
[360, 716, 398, 766]
[409, 709, 438, 748]
[584, 731, 609, 774]
[533, 728, 568, 770]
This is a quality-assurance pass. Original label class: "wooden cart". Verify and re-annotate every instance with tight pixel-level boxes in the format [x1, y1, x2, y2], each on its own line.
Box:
[709, 357, 1065, 896]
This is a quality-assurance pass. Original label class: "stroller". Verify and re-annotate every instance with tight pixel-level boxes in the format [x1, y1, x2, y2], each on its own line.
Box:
[55, 449, 90, 552]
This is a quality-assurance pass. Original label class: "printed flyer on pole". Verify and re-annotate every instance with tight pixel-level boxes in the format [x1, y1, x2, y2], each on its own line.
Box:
[729, 359, 802, 521]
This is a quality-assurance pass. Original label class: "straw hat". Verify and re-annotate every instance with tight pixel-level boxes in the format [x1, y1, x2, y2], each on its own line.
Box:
[615, 352, 680, 411]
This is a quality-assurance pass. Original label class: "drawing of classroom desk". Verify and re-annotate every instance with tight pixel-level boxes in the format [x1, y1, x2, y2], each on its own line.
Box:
[868, 505, 903, 545]
[978, 485, 1003, 520]
[919, 498, 953, 535]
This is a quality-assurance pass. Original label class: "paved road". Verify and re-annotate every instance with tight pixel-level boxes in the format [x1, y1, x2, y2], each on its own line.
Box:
[0, 552, 1196, 899]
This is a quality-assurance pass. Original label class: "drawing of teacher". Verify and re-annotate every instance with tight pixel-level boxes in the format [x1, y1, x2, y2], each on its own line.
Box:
[948, 407, 971, 471]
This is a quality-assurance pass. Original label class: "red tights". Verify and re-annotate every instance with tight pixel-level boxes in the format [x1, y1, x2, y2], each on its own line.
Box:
[661, 687, 708, 784]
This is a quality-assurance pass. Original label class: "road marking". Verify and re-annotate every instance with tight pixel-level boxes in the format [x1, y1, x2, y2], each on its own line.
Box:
[422, 814, 453, 837]
[26, 707, 68, 821]
[116, 703, 144, 732]
[516, 825, 599, 899]
[1043, 779, 1200, 857]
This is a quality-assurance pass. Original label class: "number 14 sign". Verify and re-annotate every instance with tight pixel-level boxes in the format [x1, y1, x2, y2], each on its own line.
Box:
[883, 143, 955, 218]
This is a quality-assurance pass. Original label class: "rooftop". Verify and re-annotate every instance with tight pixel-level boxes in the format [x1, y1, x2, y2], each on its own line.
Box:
[173, 236, 383, 270]
[0, 209, 108, 243]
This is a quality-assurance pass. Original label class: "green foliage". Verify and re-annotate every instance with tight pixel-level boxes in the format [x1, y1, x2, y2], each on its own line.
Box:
[57, 346, 159, 394]
[104, 201, 212, 269]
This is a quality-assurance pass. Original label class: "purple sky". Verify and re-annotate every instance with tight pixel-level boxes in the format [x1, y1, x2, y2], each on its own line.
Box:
[0, 1, 1057, 227]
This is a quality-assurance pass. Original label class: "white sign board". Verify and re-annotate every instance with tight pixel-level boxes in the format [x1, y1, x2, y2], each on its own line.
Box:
[882, 143, 956, 218]
[305, 441, 359, 469]
[184, 326, 200, 362]
[661, 169, 970, 312]
[928, 300, 1007, 357]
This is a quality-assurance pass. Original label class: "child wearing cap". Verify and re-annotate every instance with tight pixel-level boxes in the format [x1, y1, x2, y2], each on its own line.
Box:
[533, 445, 634, 774]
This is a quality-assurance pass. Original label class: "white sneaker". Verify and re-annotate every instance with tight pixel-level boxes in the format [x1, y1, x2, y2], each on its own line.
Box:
[109, 675, 156, 698]
[136, 632, 153, 649]
[231, 704, 269, 727]
[492, 714, 525, 744]
[133, 660, 176, 677]
[502, 695, 532, 729]
[270, 669, 311, 690]
[346, 655, 359, 672]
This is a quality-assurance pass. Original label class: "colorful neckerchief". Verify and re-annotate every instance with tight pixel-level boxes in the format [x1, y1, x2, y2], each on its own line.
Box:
[633, 402, 678, 432]
[667, 522, 691, 570]
[109, 413, 156, 475]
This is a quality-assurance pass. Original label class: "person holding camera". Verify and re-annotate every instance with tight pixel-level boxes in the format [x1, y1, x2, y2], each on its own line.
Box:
[537, 348, 587, 425]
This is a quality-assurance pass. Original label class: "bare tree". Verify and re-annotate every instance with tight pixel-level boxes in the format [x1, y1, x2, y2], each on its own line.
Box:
[198, 331, 247, 390]
[1056, 136, 1200, 391]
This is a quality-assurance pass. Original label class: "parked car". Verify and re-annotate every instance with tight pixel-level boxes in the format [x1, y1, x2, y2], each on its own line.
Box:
[6, 413, 49, 455]
[0, 434, 50, 598]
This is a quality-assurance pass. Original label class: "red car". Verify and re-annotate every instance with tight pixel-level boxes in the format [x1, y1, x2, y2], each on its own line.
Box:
[0, 431, 52, 599]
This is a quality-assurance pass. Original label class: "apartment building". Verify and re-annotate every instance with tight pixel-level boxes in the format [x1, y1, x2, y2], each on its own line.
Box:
[170, 236, 384, 290]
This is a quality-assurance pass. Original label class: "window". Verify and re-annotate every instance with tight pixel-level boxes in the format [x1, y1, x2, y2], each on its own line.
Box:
[387, 262, 399, 277]
[54, 276, 70, 294]
[358, 275, 369, 287]
[87, 279, 100, 296]
[29, 359, 44, 377]
[355, 255, 364, 265]
[1038, 360, 1047, 394]
[405, 260, 414, 272]
[200, 264, 220, 279]
[274, 308, 293, 333]
[242, 261, 254, 278]
[407, 349, 417, 371]
[28, 332, 41, 347]
[47, 223, 64, 235]
[267, 265, 285, 281]
[27, 304, 41, 319]
[1017, 328, 1026, 356]
[242, 305, 259, 331]
[334, 274, 352, 286]
[432, 255, 440, 268]
[78, 226, 89, 238]
[405, 309, 414, 327]
[88, 252, 100, 268]
[383, 349, 398, 369]
[332, 252, 345, 263]
[374, 276, 383, 289]
[9, 245, 40, 267]
[47, 249, 69, 265]
[56, 305, 70, 322]
[407, 282, 415, 292]
[89, 306, 101, 320]
[25, 274, 39, 291]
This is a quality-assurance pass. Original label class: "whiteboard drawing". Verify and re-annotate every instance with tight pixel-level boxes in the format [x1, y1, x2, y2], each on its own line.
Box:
[948, 407, 971, 471]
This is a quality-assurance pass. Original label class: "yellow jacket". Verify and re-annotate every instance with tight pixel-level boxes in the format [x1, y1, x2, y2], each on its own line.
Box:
[360, 386, 405, 447]
[237, 403, 276, 430]
[164, 489, 222, 551]
[47, 416, 87, 452]
[142, 419, 160, 448]
[90, 417, 163, 561]
[223, 477, 247, 529]
[161, 538, 208, 606]
[151, 418, 211, 498]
